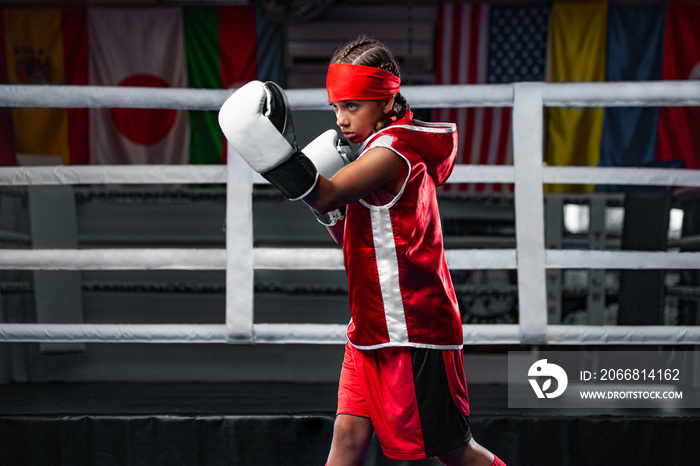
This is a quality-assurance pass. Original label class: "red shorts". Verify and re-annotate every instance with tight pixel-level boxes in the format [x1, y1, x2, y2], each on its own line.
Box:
[337, 342, 471, 460]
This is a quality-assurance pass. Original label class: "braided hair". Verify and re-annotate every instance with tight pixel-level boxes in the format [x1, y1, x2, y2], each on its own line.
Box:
[330, 36, 410, 131]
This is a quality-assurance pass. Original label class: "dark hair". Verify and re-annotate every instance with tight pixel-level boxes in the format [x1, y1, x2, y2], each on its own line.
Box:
[330, 35, 410, 130]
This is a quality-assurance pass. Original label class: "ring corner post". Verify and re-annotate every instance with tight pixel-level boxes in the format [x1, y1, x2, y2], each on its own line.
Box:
[225, 142, 255, 344]
[512, 82, 548, 346]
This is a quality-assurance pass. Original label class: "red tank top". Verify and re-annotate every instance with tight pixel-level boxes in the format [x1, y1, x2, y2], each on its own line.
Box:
[343, 114, 463, 350]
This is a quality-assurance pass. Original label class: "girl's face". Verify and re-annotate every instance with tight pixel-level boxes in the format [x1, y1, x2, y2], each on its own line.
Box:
[331, 98, 393, 144]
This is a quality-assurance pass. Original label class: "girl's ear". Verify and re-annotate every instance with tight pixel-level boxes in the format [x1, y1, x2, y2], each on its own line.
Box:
[382, 96, 395, 115]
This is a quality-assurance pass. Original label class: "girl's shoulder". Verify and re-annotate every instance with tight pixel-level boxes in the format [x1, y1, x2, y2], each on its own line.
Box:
[366, 119, 459, 187]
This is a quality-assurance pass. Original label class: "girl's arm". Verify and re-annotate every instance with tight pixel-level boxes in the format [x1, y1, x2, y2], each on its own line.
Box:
[325, 222, 345, 245]
[304, 146, 408, 245]
[304, 146, 408, 213]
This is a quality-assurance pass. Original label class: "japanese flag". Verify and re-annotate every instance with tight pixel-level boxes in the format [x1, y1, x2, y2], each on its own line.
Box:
[88, 8, 189, 164]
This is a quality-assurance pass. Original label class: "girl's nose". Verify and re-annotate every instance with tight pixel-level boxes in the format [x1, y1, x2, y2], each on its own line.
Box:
[336, 110, 348, 127]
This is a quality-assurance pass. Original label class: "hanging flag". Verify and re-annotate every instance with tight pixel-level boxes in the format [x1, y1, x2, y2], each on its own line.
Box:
[184, 5, 285, 164]
[63, 9, 89, 166]
[546, 1, 608, 193]
[485, 4, 549, 193]
[0, 11, 15, 166]
[2, 9, 88, 166]
[598, 1, 665, 187]
[0, 6, 285, 167]
[435, 2, 490, 194]
[255, 4, 286, 88]
[88, 8, 189, 164]
[434, 3, 549, 194]
[655, 2, 700, 170]
[184, 5, 255, 165]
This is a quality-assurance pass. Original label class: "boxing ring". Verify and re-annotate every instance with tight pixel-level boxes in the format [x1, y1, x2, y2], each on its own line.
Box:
[1, 81, 700, 346]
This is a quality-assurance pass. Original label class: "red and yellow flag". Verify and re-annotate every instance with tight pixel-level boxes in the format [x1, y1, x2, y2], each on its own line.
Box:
[2, 9, 88, 165]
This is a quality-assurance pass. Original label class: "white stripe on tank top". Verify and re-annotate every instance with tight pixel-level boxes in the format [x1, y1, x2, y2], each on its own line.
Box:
[369, 207, 409, 344]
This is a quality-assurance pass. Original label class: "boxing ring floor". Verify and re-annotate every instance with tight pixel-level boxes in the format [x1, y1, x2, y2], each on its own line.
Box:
[1, 81, 700, 465]
[0, 380, 699, 465]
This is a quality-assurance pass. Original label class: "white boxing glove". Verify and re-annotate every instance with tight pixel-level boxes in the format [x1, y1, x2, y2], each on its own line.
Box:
[301, 130, 355, 226]
[218, 80, 318, 200]
[302, 129, 354, 179]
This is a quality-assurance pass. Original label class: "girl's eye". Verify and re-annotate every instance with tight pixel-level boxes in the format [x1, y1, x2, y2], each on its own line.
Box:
[347, 103, 357, 110]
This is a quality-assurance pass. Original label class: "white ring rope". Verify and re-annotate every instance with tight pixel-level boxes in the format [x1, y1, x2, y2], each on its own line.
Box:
[254, 247, 344, 270]
[542, 166, 700, 187]
[547, 325, 700, 345]
[542, 81, 700, 107]
[1, 82, 699, 345]
[0, 323, 228, 343]
[0, 83, 516, 110]
[0, 249, 226, 271]
[1, 80, 699, 111]
[1, 323, 699, 345]
[2, 164, 698, 189]
[0, 248, 510, 272]
[0, 323, 522, 345]
[2, 248, 698, 272]
[0, 85, 231, 110]
[547, 250, 700, 270]
[0, 165, 228, 186]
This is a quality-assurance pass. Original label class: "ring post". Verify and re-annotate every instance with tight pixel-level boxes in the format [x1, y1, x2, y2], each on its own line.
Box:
[512, 83, 548, 345]
[226, 144, 255, 343]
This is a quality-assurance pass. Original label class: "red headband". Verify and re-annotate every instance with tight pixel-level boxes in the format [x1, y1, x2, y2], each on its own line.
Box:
[326, 63, 401, 102]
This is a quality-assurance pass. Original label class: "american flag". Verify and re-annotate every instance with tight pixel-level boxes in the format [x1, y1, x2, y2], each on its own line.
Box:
[435, 3, 549, 193]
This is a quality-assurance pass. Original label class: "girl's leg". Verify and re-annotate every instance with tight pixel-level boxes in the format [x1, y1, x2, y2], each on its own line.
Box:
[435, 438, 501, 466]
[326, 414, 374, 466]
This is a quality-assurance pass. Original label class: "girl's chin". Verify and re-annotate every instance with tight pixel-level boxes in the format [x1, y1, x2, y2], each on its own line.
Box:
[346, 134, 370, 144]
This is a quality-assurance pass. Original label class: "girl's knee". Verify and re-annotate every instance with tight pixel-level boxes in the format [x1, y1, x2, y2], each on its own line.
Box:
[327, 415, 373, 466]
[332, 415, 373, 450]
[436, 438, 495, 466]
